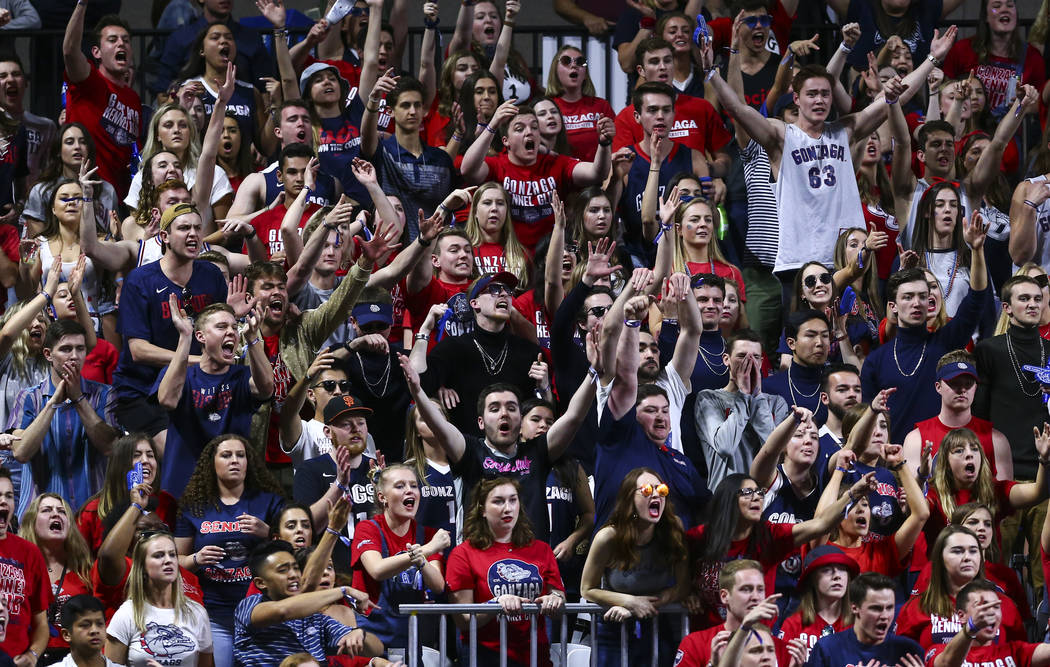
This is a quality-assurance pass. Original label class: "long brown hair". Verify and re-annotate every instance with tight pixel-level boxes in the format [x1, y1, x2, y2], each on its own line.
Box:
[912, 182, 971, 266]
[87, 433, 160, 522]
[19, 494, 92, 588]
[972, 0, 1024, 64]
[921, 525, 984, 618]
[798, 564, 855, 628]
[931, 429, 998, 521]
[834, 228, 883, 318]
[602, 468, 687, 571]
[462, 477, 534, 550]
[950, 502, 999, 562]
[179, 434, 284, 517]
[402, 399, 449, 485]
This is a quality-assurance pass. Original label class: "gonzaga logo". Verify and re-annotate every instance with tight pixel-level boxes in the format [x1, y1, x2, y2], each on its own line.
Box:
[138, 622, 196, 659]
[488, 559, 542, 600]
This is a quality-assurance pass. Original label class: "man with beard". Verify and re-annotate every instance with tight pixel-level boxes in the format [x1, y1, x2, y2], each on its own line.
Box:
[975, 274, 1050, 593]
[155, 302, 274, 497]
[293, 395, 377, 571]
[593, 273, 709, 529]
[112, 203, 230, 454]
[673, 560, 792, 667]
[903, 352, 1011, 480]
[0, 468, 50, 666]
[696, 328, 788, 489]
[421, 272, 549, 432]
[807, 573, 922, 667]
[764, 310, 831, 425]
[862, 227, 990, 444]
[243, 220, 397, 476]
[817, 363, 860, 469]
[399, 344, 597, 540]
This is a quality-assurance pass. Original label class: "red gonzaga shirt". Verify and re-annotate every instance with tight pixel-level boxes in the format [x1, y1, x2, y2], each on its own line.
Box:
[65, 66, 142, 198]
[512, 289, 550, 350]
[553, 96, 614, 161]
[0, 534, 52, 657]
[483, 152, 579, 252]
[613, 94, 731, 155]
[249, 202, 321, 260]
[911, 561, 1029, 621]
[895, 592, 1025, 650]
[402, 276, 471, 349]
[778, 612, 849, 649]
[924, 640, 1039, 667]
[445, 540, 563, 667]
[676, 622, 792, 667]
[349, 515, 443, 606]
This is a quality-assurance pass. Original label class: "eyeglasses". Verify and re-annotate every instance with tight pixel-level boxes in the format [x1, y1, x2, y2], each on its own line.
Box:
[638, 483, 669, 498]
[742, 15, 772, 29]
[58, 196, 85, 203]
[312, 380, 352, 392]
[564, 241, 580, 256]
[803, 273, 833, 289]
[559, 55, 587, 68]
[180, 286, 196, 318]
[1034, 274, 1049, 289]
[737, 487, 765, 498]
[587, 305, 610, 319]
[484, 283, 511, 297]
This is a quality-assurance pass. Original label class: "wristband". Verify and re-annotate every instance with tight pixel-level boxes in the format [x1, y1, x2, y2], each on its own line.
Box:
[1040, 456, 1050, 466]
[835, 466, 849, 474]
[965, 617, 978, 639]
[639, 16, 655, 30]
[337, 482, 351, 494]
[624, 319, 642, 328]
[415, 333, 430, 342]
[328, 527, 352, 546]
[341, 586, 360, 609]
[245, 226, 257, 238]
[888, 460, 906, 471]
[417, 236, 432, 248]
[597, 136, 612, 147]
[27, 650, 38, 660]
[483, 124, 497, 135]
[728, 48, 739, 54]
[587, 366, 600, 383]
[838, 42, 853, 54]
[438, 203, 452, 215]
[131, 502, 146, 514]
[503, 20, 515, 27]
[72, 393, 88, 403]
[885, 97, 897, 105]
[927, 54, 943, 67]
[246, 337, 261, 347]
[82, 197, 93, 202]
[705, 68, 717, 82]
[1025, 200, 1039, 209]
[662, 318, 678, 326]
[192, 553, 200, 567]
[451, 133, 463, 142]
[423, 17, 439, 28]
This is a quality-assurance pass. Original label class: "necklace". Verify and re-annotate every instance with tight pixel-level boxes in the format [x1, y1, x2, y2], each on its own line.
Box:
[892, 334, 927, 377]
[697, 336, 728, 376]
[356, 351, 391, 397]
[473, 336, 509, 376]
[925, 250, 959, 301]
[1006, 329, 1048, 397]
[787, 364, 819, 402]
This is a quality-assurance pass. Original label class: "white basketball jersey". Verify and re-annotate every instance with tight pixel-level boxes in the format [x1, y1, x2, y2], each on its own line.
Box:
[1019, 175, 1050, 270]
[774, 122, 865, 271]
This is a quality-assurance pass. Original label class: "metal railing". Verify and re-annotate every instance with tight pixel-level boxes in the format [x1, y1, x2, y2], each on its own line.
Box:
[400, 602, 691, 667]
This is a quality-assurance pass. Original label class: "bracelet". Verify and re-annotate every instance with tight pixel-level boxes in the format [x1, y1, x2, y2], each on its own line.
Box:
[327, 527, 344, 538]
[885, 97, 897, 105]
[39, 291, 53, 306]
[341, 586, 360, 609]
[245, 226, 257, 238]
[1025, 200, 1039, 209]
[597, 136, 612, 147]
[192, 553, 200, 567]
[131, 502, 145, 514]
[438, 203, 452, 214]
[82, 197, 93, 202]
[888, 460, 906, 471]
[71, 393, 88, 403]
[927, 54, 943, 67]
[728, 48, 739, 54]
[835, 466, 849, 473]
[624, 319, 642, 328]
[246, 337, 261, 347]
[838, 43, 853, 54]
[587, 366, 600, 383]
[424, 17, 440, 28]
[417, 236, 432, 248]
[273, 27, 288, 36]
[705, 68, 717, 82]
[503, 20, 515, 27]
[451, 133, 463, 142]
[965, 617, 978, 639]
[1040, 456, 1050, 466]
[27, 650, 38, 660]
[415, 332, 430, 342]
[833, 333, 847, 342]
[337, 481, 351, 494]
[483, 124, 497, 135]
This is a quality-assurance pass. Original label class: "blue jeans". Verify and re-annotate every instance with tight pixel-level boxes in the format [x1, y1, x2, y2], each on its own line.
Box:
[211, 618, 234, 667]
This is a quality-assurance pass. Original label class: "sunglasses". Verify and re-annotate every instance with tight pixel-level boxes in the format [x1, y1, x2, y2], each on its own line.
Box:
[587, 305, 610, 318]
[483, 283, 511, 297]
[181, 286, 196, 318]
[737, 487, 765, 498]
[742, 14, 772, 28]
[559, 55, 587, 68]
[565, 241, 580, 256]
[312, 380, 352, 392]
[803, 273, 833, 289]
[639, 483, 669, 498]
[1034, 274, 1049, 289]
[59, 196, 86, 203]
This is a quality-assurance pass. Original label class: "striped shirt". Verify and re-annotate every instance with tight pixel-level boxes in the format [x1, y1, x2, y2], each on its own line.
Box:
[740, 139, 779, 268]
[8, 375, 117, 517]
[233, 594, 354, 666]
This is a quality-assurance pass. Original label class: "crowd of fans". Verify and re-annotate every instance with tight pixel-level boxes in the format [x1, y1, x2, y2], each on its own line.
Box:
[7, 0, 1050, 665]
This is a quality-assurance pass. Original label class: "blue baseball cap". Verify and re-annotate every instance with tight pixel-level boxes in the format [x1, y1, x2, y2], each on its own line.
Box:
[468, 271, 518, 300]
[937, 361, 978, 383]
[351, 302, 393, 327]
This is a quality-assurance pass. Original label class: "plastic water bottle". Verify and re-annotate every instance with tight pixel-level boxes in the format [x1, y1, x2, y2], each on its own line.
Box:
[129, 141, 141, 177]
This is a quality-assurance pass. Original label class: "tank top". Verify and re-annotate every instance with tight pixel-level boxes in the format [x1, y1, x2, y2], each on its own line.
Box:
[621, 143, 693, 263]
[1016, 175, 1050, 269]
[902, 178, 974, 250]
[136, 236, 212, 268]
[775, 122, 864, 271]
[602, 539, 676, 596]
[545, 469, 578, 549]
[37, 238, 110, 316]
[261, 161, 337, 207]
[192, 75, 258, 146]
[415, 459, 460, 550]
[914, 414, 997, 476]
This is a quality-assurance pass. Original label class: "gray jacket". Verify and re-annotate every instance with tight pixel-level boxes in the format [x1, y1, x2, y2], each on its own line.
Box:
[0, 0, 41, 30]
[695, 388, 789, 489]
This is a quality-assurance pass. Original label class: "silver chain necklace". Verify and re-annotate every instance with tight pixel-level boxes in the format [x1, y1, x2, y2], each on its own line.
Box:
[473, 336, 509, 375]
[787, 364, 820, 403]
[356, 351, 391, 397]
[892, 335, 927, 377]
[698, 336, 729, 376]
[1006, 330, 1047, 397]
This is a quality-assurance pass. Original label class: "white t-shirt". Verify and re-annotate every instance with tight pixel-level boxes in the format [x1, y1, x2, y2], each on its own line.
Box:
[107, 600, 213, 667]
[280, 417, 378, 466]
[124, 164, 233, 210]
[59, 655, 120, 667]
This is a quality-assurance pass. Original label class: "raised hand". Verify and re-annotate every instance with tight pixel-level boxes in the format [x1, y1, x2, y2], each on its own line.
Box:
[359, 219, 401, 263]
[624, 0, 655, 18]
[529, 353, 550, 390]
[841, 22, 861, 48]
[583, 238, 623, 284]
[168, 293, 194, 337]
[629, 267, 655, 294]
[871, 387, 896, 414]
[176, 80, 206, 112]
[659, 185, 680, 226]
[255, 0, 287, 28]
[226, 274, 257, 319]
[611, 147, 635, 179]
[218, 62, 237, 104]
[369, 69, 399, 106]
[883, 75, 907, 105]
[43, 254, 63, 297]
[350, 157, 378, 186]
[397, 352, 421, 392]
[789, 33, 819, 57]
[1034, 422, 1050, 460]
[929, 25, 958, 62]
[489, 99, 520, 129]
[740, 594, 781, 628]
[848, 471, 878, 500]
[962, 209, 987, 250]
[596, 116, 615, 145]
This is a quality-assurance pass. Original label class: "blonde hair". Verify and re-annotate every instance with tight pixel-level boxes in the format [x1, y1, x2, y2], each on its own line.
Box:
[372, 463, 421, 514]
[19, 494, 92, 588]
[142, 103, 201, 167]
[463, 182, 529, 285]
[923, 269, 950, 331]
[127, 532, 203, 633]
[672, 198, 729, 274]
[0, 300, 44, 376]
[545, 45, 596, 98]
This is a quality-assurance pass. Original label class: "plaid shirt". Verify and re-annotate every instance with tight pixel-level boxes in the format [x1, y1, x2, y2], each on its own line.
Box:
[7, 375, 117, 516]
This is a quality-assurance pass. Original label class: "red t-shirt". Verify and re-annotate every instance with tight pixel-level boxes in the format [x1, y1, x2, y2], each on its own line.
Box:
[777, 612, 849, 649]
[82, 337, 119, 385]
[250, 202, 320, 259]
[911, 561, 1029, 620]
[677, 622, 791, 667]
[942, 39, 1046, 119]
[553, 96, 614, 161]
[924, 640, 1038, 667]
[304, 56, 362, 95]
[77, 492, 178, 555]
[923, 479, 1015, 558]
[831, 534, 909, 576]
[685, 259, 747, 301]
[423, 97, 450, 148]
[915, 415, 998, 476]
[65, 66, 142, 198]
[350, 515, 443, 605]
[46, 572, 91, 649]
[0, 225, 18, 314]
[402, 276, 470, 348]
[895, 592, 1025, 650]
[861, 198, 899, 281]
[686, 522, 795, 629]
[473, 242, 510, 276]
[512, 289, 550, 351]
[445, 540, 563, 667]
[483, 152, 579, 252]
[0, 534, 53, 657]
[612, 94, 732, 155]
[90, 557, 202, 621]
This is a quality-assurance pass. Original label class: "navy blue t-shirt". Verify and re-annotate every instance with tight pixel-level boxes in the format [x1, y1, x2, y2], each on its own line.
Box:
[764, 362, 827, 426]
[595, 406, 710, 530]
[292, 452, 375, 571]
[806, 629, 921, 667]
[844, 461, 902, 537]
[764, 465, 824, 613]
[154, 364, 265, 496]
[114, 260, 228, 401]
[415, 460, 457, 556]
[317, 98, 370, 207]
[845, 0, 942, 71]
[174, 490, 284, 624]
